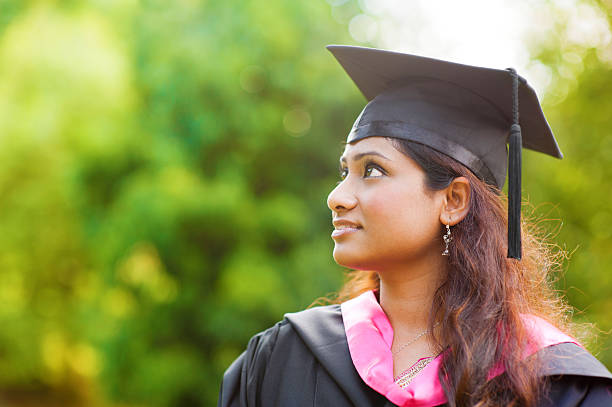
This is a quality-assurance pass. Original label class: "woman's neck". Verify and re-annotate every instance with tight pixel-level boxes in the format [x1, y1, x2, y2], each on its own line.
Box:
[377, 254, 445, 332]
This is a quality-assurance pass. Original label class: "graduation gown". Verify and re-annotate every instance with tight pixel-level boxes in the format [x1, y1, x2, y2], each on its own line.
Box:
[218, 290, 612, 407]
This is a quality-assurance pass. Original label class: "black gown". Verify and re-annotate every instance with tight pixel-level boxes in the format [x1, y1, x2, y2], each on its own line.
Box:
[218, 304, 612, 407]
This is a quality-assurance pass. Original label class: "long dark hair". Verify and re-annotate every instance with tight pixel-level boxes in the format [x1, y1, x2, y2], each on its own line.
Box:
[323, 138, 575, 406]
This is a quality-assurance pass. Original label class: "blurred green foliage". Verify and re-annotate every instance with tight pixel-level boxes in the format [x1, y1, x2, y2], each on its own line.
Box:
[0, 0, 609, 406]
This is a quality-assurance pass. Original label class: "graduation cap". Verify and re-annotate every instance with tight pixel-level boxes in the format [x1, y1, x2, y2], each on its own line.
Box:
[326, 45, 563, 260]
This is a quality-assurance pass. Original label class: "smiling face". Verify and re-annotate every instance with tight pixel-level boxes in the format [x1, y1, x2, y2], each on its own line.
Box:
[327, 136, 445, 272]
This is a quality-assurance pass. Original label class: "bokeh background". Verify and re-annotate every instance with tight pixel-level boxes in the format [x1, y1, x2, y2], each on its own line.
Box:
[0, 0, 610, 405]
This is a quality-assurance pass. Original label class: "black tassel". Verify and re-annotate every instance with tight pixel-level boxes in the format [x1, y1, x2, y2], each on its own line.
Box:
[508, 124, 522, 259]
[506, 68, 522, 260]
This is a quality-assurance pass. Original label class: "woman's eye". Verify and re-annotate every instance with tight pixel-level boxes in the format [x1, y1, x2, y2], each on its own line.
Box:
[365, 165, 384, 178]
[338, 163, 384, 182]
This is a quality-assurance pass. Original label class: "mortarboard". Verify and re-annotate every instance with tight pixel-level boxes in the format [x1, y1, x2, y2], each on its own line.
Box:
[326, 45, 563, 260]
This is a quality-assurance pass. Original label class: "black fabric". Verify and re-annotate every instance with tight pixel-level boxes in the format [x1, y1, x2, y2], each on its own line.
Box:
[539, 375, 612, 407]
[218, 305, 612, 407]
[218, 305, 390, 407]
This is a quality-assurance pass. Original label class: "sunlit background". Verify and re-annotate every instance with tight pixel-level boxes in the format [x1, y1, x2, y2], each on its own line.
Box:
[0, 0, 610, 405]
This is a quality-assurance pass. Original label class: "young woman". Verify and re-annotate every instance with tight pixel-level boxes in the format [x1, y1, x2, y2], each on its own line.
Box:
[217, 45, 612, 407]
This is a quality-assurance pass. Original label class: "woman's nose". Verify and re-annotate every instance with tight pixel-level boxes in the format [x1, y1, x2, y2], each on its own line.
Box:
[327, 182, 357, 213]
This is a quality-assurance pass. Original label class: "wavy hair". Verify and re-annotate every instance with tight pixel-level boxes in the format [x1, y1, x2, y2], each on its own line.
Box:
[321, 138, 577, 406]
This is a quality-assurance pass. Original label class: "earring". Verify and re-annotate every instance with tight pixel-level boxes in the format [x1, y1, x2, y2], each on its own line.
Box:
[442, 224, 452, 256]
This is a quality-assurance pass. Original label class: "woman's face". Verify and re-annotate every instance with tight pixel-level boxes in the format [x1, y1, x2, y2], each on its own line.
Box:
[327, 136, 444, 271]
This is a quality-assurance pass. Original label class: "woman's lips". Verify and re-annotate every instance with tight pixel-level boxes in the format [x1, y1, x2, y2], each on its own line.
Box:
[331, 226, 362, 239]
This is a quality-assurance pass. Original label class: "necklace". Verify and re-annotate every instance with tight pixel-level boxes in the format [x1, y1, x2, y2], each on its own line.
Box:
[394, 355, 436, 386]
[392, 322, 440, 356]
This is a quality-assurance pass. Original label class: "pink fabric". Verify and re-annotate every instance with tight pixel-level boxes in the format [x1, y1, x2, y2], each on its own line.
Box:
[340, 289, 580, 407]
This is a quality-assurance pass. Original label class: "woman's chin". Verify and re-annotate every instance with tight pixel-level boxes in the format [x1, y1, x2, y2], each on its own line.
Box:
[332, 248, 374, 270]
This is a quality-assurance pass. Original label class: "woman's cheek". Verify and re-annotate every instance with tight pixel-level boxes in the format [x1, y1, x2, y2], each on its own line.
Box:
[364, 190, 409, 234]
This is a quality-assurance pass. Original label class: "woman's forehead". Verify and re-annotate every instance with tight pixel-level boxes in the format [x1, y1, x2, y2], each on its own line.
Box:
[341, 136, 395, 157]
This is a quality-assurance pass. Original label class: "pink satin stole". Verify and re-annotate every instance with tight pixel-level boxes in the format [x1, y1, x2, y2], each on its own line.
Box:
[340, 289, 580, 407]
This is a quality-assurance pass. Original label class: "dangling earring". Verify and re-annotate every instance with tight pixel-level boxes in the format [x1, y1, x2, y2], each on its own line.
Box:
[442, 224, 452, 256]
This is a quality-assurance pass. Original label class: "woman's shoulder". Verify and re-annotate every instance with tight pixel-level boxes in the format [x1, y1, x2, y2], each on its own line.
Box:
[532, 342, 612, 406]
[219, 303, 394, 407]
[535, 342, 612, 379]
[517, 314, 611, 380]
[284, 303, 343, 335]
[218, 304, 355, 407]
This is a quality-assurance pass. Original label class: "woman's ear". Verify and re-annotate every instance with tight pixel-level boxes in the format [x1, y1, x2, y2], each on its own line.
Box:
[440, 176, 470, 225]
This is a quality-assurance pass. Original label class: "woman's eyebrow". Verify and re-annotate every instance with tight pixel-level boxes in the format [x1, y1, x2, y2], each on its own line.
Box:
[340, 151, 391, 164]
